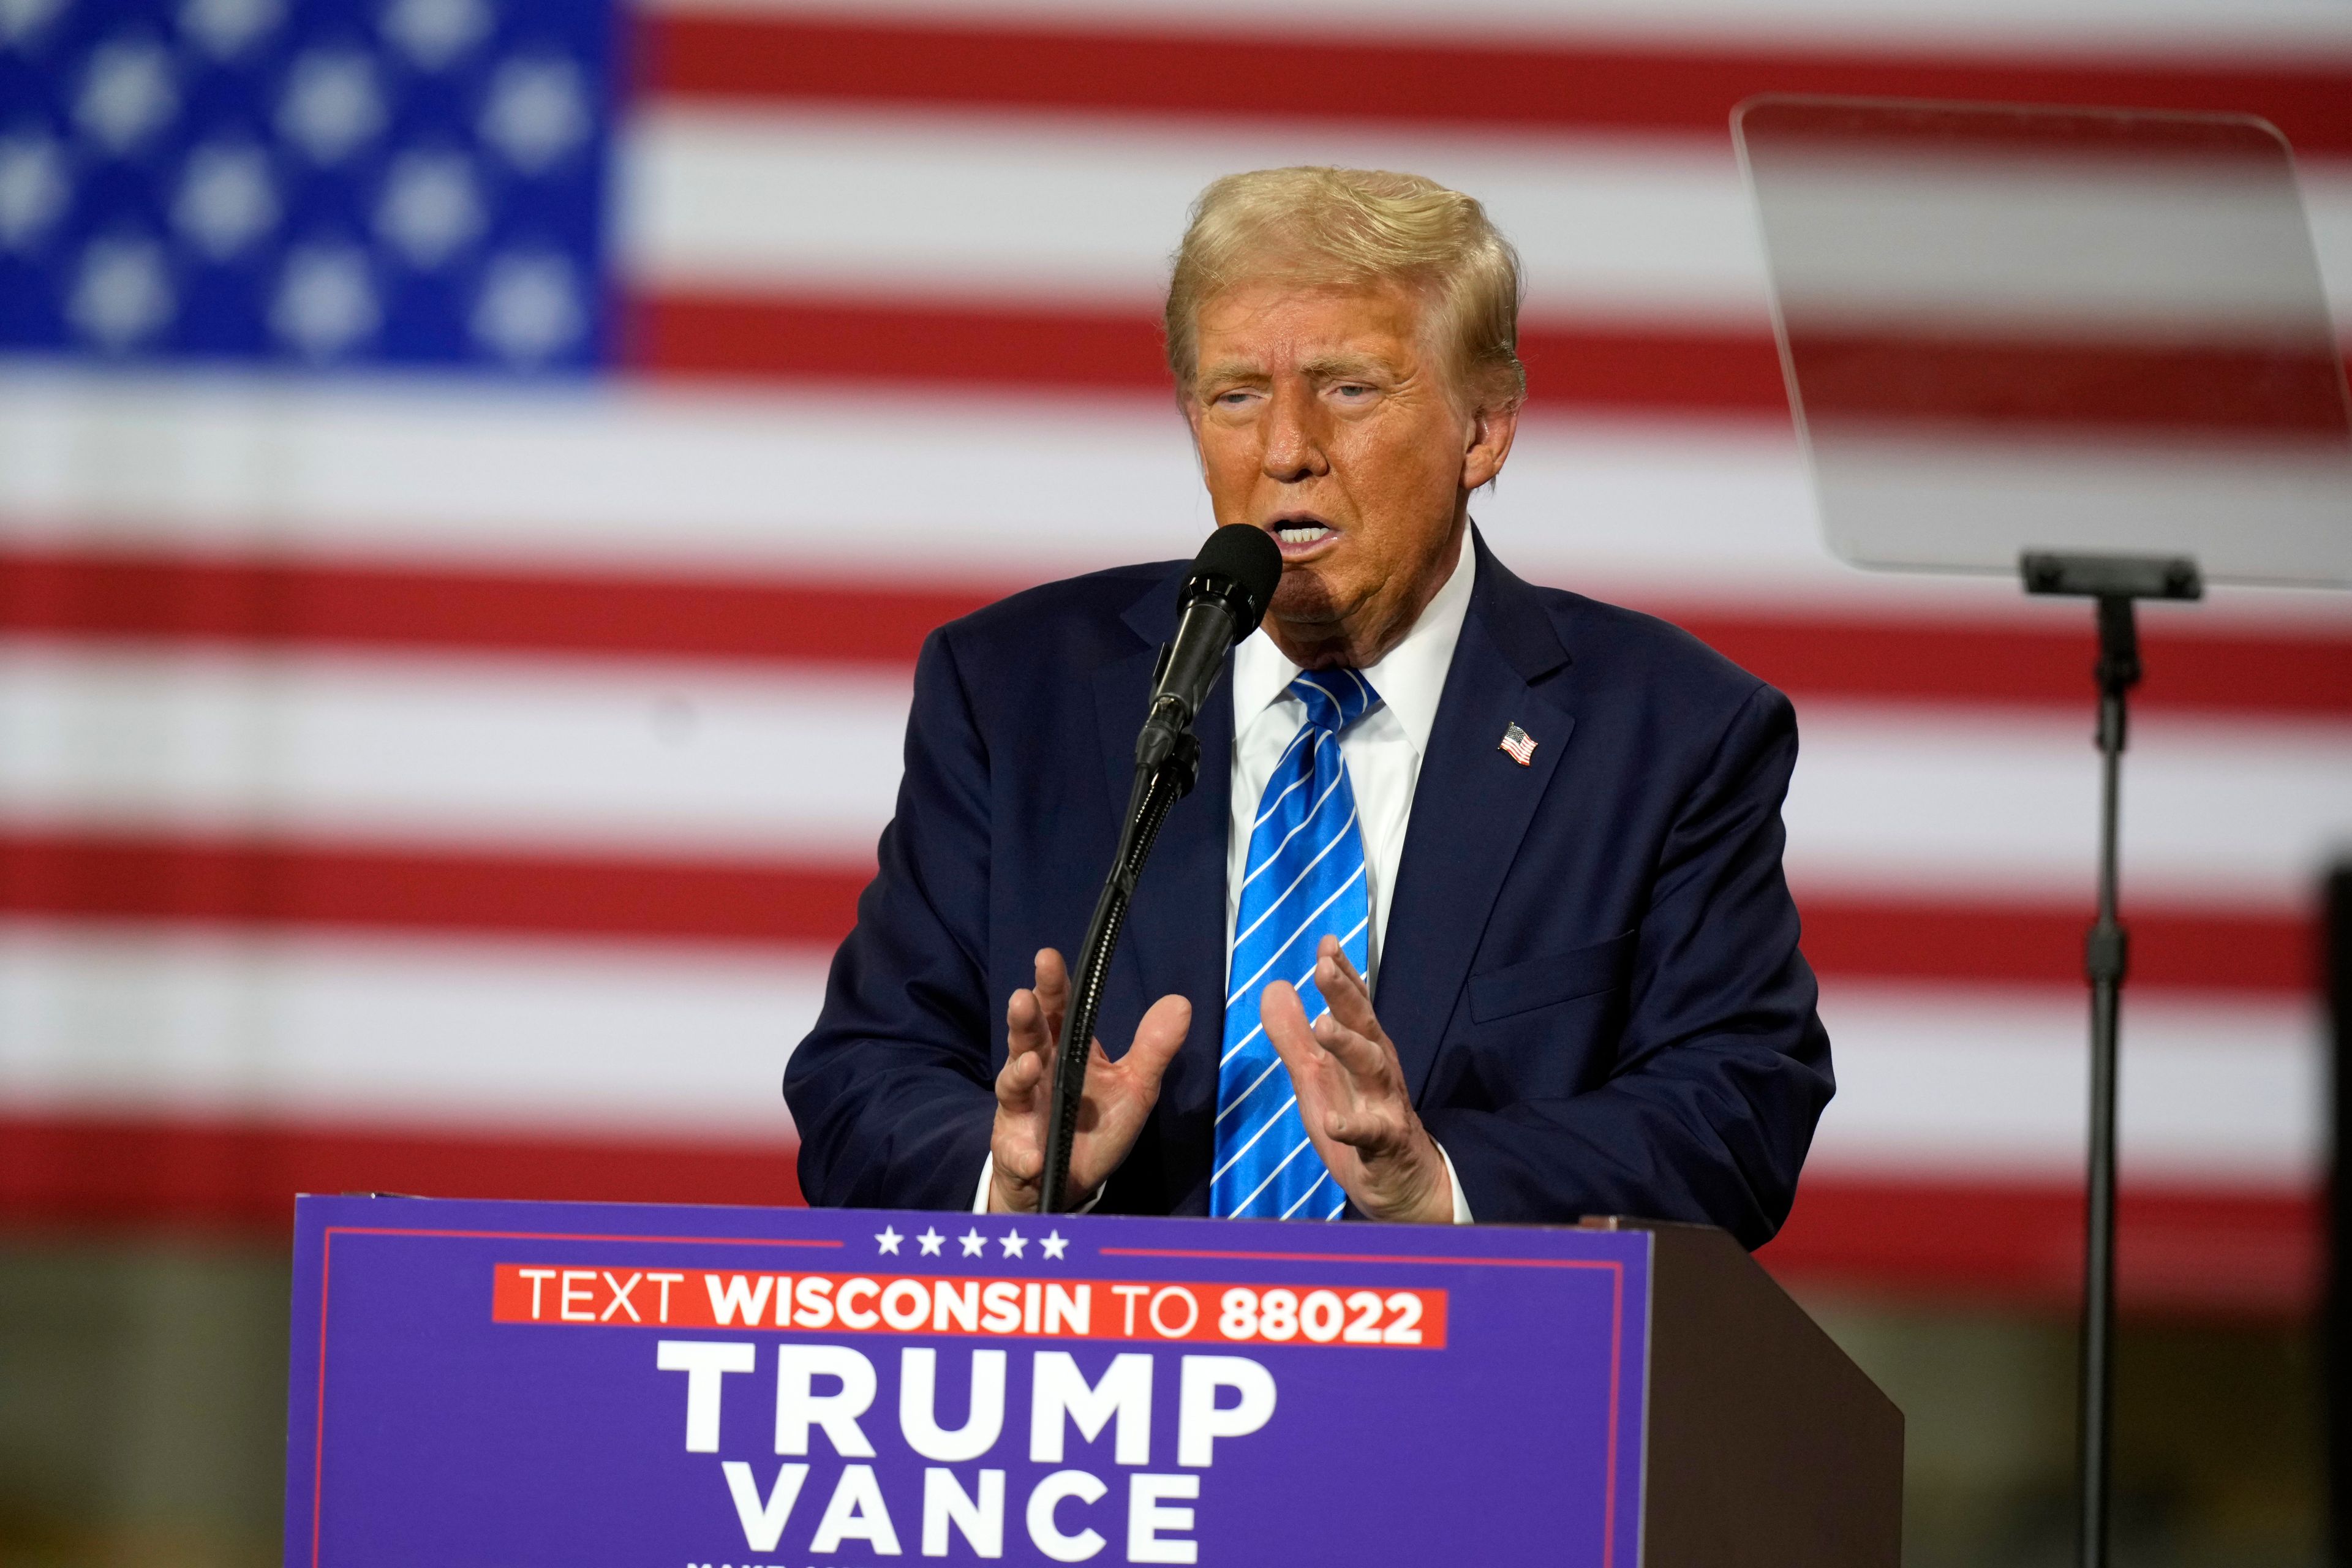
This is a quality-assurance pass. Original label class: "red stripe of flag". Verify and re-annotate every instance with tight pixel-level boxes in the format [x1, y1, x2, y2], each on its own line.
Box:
[0, 831, 870, 947]
[0, 1111, 802, 1233]
[7, 545, 2350, 716]
[639, 14, 2352, 155]
[630, 294, 2352, 436]
[1759, 1172, 2319, 1315]
[628, 294, 1794, 413]
[0, 829, 2313, 993]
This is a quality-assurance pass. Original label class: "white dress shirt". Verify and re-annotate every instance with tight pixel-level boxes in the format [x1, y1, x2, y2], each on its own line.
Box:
[978, 537, 1478, 1221]
[1223, 535, 1476, 1223]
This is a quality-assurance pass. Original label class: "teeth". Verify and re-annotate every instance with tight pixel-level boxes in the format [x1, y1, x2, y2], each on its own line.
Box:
[1276, 526, 1330, 544]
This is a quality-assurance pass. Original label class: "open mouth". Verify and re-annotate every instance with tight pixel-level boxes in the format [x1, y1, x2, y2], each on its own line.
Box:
[1264, 516, 1338, 555]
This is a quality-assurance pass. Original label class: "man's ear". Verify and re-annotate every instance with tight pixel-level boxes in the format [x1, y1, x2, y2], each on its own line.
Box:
[1461, 400, 1520, 491]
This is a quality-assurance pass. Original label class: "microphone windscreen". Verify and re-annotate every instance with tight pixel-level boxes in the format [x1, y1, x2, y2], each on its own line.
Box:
[1189, 524, 1283, 639]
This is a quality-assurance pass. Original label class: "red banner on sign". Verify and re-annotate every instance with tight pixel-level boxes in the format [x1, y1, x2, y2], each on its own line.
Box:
[491, 1265, 1447, 1349]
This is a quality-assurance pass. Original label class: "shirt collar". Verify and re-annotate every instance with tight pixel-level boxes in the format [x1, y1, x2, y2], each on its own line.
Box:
[1229, 530, 1476, 758]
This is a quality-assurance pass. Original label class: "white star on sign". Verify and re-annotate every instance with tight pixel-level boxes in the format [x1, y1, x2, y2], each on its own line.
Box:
[999, 1231, 1027, 1259]
[917, 1227, 944, 1257]
[959, 1229, 987, 1258]
[875, 1226, 902, 1256]
[1040, 1231, 1069, 1261]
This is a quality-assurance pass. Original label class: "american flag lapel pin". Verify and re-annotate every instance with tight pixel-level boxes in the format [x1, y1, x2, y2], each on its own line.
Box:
[1499, 722, 1537, 766]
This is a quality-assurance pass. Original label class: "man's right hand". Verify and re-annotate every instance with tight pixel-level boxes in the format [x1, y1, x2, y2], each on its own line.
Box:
[989, 948, 1191, 1215]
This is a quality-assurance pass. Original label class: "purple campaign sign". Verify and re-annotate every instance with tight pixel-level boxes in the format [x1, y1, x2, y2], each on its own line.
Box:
[285, 1196, 1651, 1566]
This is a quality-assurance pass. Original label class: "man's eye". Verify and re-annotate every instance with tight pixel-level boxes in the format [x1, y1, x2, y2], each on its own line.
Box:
[1333, 383, 1374, 399]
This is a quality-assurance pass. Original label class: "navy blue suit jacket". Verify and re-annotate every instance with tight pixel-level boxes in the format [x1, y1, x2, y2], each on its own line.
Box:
[784, 532, 1833, 1245]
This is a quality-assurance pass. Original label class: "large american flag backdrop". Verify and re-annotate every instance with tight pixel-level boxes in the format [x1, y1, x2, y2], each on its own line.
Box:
[2, 0, 2348, 1314]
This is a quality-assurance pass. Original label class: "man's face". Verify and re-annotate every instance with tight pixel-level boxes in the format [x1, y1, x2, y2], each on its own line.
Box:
[1185, 278, 1515, 668]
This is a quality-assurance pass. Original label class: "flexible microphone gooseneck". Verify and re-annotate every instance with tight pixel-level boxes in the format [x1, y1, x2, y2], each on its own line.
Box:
[1036, 524, 1282, 1214]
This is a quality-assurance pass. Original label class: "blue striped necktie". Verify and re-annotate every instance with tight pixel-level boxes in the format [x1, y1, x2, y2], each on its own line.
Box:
[1212, 668, 1380, 1221]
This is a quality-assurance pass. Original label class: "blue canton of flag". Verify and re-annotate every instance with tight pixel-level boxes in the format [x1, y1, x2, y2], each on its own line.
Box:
[1212, 668, 1381, 1222]
[0, 0, 615, 371]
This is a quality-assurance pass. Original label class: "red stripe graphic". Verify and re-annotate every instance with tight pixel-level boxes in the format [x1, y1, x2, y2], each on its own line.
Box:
[0, 829, 2313, 992]
[0, 1110, 2310, 1313]
[640, 15, 2352, 155]
[1759, 1171, 2318, 1314]
[8, 545, 2351, 715]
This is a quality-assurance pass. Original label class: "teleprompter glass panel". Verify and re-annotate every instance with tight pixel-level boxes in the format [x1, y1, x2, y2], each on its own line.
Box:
[1735, 97, 2352, 587]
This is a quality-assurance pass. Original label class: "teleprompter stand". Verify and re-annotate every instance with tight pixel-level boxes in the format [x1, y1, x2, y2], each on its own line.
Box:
[2020, 550, 2204, 1568]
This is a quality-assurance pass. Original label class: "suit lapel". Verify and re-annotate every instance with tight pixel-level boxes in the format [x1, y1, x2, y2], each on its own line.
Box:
[1377, 533, 1576, 1101]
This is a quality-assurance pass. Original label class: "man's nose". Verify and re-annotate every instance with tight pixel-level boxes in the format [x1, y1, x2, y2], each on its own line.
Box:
[1260, 386, 1329, 481]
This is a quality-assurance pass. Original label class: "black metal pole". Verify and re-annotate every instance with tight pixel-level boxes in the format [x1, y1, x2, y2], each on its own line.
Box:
[1038, 736, 1197, 1214]
[2327, 864, 2351, 1566]
[2077, 593, 2139, 1568]
[2019, 552, 2198, 1568]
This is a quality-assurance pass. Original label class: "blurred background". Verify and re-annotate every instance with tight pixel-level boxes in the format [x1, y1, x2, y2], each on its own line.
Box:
[1, 0, 2349, 1563]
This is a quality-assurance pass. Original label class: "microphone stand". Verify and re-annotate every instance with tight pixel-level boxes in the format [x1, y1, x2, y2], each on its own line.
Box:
[2019, 549, 2202, 1568]
[1036, 720, 1200, 1214]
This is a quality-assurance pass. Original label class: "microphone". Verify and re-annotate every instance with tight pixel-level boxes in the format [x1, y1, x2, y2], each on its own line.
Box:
[1037, 523, 1281, 1213]
[1136, 524, 1283, 774]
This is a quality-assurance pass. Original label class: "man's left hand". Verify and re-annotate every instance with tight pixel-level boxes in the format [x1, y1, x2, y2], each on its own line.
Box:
[1260, 935, 1453, 1224]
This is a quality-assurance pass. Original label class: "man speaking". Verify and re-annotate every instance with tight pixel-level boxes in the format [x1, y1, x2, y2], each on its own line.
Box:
[785, 167, 1833, 1237]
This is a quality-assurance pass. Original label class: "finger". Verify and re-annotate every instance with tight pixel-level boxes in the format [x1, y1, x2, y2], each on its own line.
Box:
[1314, 940, 1384, 1042]
[1321, 1093, 1406, 1151]
[1259, 980, 1320, 1068]
[1262, 984, 1341, 1133]
[1309, 1009, 1392, 1084]
[1121, 994, 1194, 1096]
[1033, 948, 1071, 1035]
[1005, 987, 1050, 1057]
[994, 1039, 1044, 1110]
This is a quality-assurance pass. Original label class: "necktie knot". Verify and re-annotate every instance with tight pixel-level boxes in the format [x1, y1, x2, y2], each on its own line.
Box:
[1288, 669, 1379, 734]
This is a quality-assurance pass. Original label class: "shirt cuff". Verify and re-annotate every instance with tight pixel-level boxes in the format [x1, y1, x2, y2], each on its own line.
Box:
[974, 1154, 1104, 1216]
[1436, 1142, 1473, 1224]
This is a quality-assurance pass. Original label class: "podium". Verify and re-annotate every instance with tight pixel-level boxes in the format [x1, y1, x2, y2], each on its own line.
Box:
[285, 1196, 1898, 1566]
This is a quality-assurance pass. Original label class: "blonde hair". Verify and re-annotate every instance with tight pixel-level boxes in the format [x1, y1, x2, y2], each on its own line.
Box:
[1164, 165, 1526, 412]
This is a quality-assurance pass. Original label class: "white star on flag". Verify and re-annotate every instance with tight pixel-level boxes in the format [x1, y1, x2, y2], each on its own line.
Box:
[875, 1226, 902, 1255]
[1040, 1231, 1069, 1261]
[1000, 1231, 1027, 1259]
[917, 1227, 944, 1256]
[959, 1229, 988, 1258]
